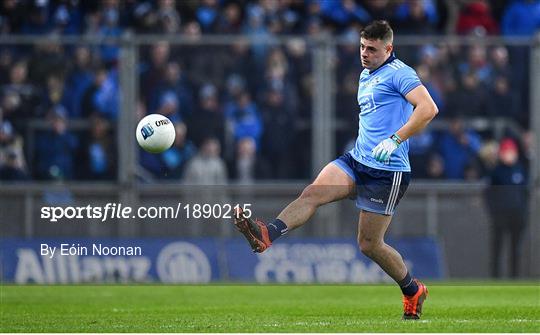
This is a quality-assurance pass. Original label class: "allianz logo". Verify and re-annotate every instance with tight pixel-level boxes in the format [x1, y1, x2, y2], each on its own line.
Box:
[13, 242, 211, 284]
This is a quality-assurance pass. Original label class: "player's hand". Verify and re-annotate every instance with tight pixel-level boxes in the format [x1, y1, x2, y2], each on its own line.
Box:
[372, 135, 401, 162]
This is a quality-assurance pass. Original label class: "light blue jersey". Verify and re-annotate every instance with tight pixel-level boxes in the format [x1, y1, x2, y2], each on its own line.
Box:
[350, 55, 421, 172]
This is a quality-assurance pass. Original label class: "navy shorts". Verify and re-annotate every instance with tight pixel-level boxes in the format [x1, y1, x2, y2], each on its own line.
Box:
[332, 153, 410, 215]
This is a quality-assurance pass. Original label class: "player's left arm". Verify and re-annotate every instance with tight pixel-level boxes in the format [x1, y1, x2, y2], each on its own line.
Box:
[394, 85, 439, 141]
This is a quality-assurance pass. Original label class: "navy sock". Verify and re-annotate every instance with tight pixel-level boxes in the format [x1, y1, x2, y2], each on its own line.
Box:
[266, 219, 288, 242]
[398, 271, 419, 296]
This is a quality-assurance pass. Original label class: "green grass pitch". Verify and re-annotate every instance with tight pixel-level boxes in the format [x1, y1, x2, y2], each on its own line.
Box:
[1, 283, 539, 332]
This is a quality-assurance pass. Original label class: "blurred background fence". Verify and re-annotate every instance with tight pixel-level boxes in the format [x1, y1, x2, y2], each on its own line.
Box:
[0, 0, 539, 281]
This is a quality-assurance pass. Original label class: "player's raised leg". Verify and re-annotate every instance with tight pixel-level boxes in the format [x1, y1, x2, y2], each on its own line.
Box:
[276, 162, 355, 230]
[357, 210, 428, 319]
[233, 162, 354, 252]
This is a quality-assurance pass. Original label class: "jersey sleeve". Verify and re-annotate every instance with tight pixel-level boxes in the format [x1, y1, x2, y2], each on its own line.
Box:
[392, 66, 422, 97]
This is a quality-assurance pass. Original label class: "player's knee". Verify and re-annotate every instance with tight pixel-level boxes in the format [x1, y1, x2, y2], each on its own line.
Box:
[358, 236, 382, 258]
[299, 184, 325, 207]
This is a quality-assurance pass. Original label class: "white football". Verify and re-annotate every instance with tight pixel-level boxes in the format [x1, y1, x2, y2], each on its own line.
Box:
[136, 114, 176, 153]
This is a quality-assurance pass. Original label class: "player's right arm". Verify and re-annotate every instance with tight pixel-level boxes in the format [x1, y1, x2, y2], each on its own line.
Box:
[372, 83, 438, 163]
[394, 85, 438, 142]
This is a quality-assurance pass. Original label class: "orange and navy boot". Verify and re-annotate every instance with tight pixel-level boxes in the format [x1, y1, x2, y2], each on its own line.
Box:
[233, 207, 272, 253]
[402, 279, 428, 320]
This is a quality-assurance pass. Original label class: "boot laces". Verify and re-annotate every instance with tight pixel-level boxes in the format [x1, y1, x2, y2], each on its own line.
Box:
[402, 295, 416, 315]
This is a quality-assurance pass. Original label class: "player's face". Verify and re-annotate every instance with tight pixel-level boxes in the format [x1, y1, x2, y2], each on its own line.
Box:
[360, 38, 392, 70]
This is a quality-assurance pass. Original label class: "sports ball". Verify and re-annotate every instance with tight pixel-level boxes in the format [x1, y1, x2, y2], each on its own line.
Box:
[136, 114, 176, 153]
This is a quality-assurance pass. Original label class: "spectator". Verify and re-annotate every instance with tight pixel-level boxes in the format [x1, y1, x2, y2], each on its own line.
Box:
[1, 60, 40, 132]
[64, 46, 95, 118]
[416, 64, 444, 113]
[182, 21, 229, 89]
[456, 0, 498, 35]
[0, 48, 14, 83]
[336, 28, 361, 86]
[232, 137, 257, 183]
[139, 121, 195, 180]
[363, 0, 395, 20]
[409, 130, 436, 178]
[478, 140, 500, 175]
[487, 76, 520, 121]
[216, 2, 244, 34]
[149, 61, 193, 120]
[157, 0, 181, 34]
[223, 73, 247, 106]
[81, 65, 108, 118]
[320, 0, 372, 29]
[242, 4, 273, 69]
[225, 90, 263, 146]
[431, 40, 462, 86]
[0, 120, 26, 174]
[0, 1, 25, 34]
[154, 91, 181, 123]
[140, 41, 171, 106]
[273, 0, 303, 34]
[82, 8, 101, 36]
[51, 0, 83, 35]
[139, 147, 164, 177]
[259, 80, 297, 179]
[223, 38, 258, 92]
[196, 0, 219, 33]
[81, 65, 119, 120]
[0, 149, 28, 181]
[335, 29, 361, 148]
[485, 138, 528, 278]
[436, 116, 482, 179]
[501, 0, 540, 36]
[459, 45, 492, 85]
[425, 153, 445, 179]
[188, 83, 225, 149]
[34, 105, 77, 180]
[394, 0, 438, 35]
[489, 44, 527, 123]
[131, 2, 159, 34]
[490, 45, 511, 80]
[448, 72, 488, 117]
[96, 67, 120, 120]
[20, 1, 52, 35]
[183, 137, 227, 185]
[521, 130, 535, 162]
[28, 38, 67, 87]
[285, 38, 311, 115]
[97, 0, 123, 65]
[43, 74, 69, 113]
[161, 122, 196, 180]
[304, 15, 324, 36]
[78, 115, 116, 180]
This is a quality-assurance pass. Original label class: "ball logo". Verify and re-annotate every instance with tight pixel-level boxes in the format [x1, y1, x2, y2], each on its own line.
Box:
[140, 123, 154, 140]
[155, 119, 170, 127]
[156, 242, 211, 283]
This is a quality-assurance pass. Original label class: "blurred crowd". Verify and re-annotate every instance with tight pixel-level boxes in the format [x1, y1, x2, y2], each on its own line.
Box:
[0, 0, 538, 183]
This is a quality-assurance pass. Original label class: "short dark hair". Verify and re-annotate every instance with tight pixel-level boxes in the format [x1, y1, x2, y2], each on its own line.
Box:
[360, 20, 393, 43]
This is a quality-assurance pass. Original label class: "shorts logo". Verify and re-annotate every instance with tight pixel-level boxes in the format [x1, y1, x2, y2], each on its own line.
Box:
[370, 198, 383, 204]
